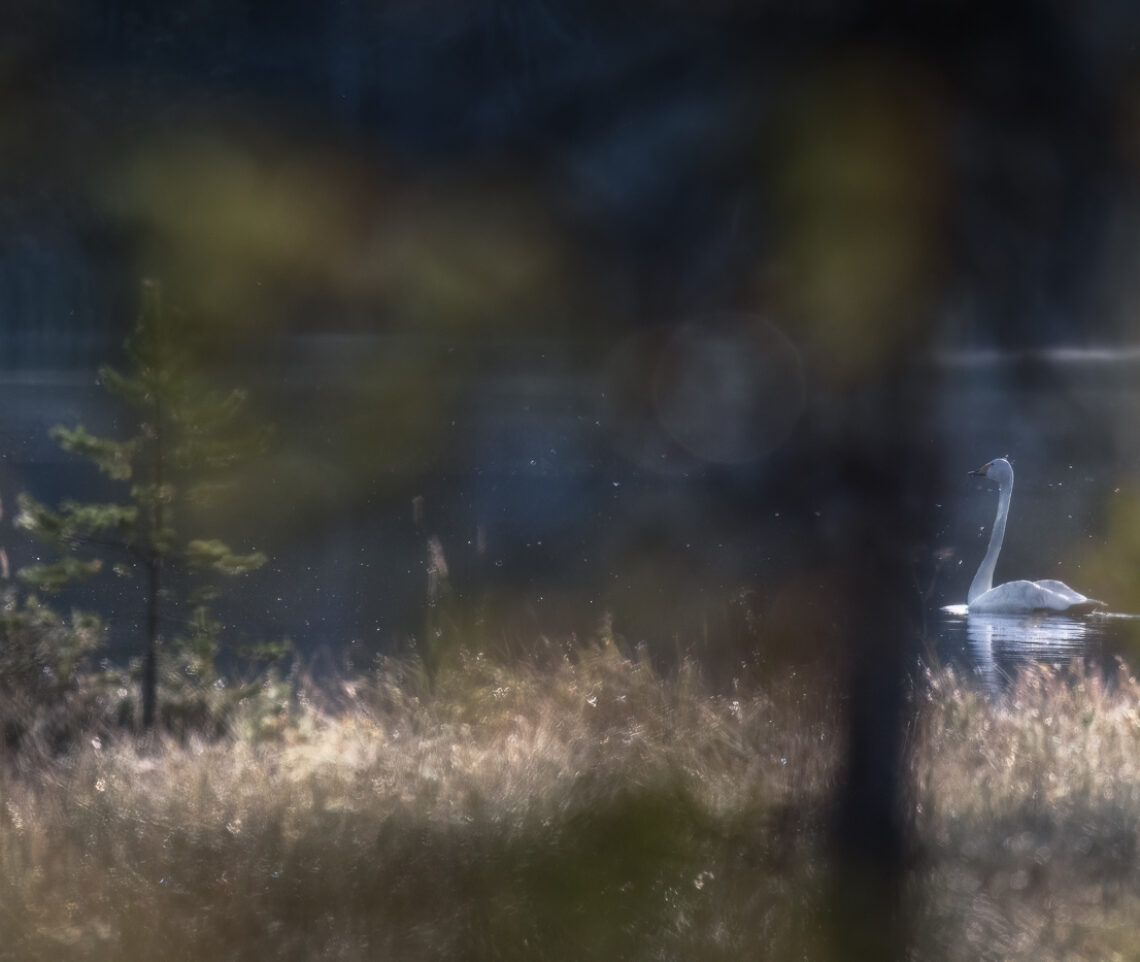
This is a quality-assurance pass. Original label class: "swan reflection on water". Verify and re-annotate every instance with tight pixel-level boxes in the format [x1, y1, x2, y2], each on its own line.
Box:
[939, 605, 1105, 690]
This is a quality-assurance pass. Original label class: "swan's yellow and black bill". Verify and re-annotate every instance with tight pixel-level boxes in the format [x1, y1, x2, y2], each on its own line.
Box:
[968, 461, 991, 477]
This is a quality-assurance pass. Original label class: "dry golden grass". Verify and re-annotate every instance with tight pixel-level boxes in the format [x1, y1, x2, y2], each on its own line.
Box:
[910, 661, 1140, 962]
[3, 644, 1140, 960]
[0, 644, 837, 961]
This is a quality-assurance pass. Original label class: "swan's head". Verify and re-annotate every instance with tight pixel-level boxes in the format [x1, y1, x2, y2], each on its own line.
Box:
[969, 458, 1013, 486]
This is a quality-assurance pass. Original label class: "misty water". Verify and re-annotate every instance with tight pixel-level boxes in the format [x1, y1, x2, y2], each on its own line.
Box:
[3, 343, 1140, 689]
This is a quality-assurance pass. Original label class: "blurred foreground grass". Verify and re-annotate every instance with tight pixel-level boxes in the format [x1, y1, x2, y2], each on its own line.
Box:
[3, 644, 1140, 961]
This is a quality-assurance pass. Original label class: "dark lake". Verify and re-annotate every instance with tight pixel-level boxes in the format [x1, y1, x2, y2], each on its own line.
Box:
[2, 342, 1139, 685]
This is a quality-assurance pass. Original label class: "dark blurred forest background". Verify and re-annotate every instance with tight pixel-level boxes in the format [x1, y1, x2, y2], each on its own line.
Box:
[3, 0, 1139, 664]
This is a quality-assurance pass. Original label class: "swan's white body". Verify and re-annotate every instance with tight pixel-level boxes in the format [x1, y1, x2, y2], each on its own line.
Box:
[967, 458, 1104, 615]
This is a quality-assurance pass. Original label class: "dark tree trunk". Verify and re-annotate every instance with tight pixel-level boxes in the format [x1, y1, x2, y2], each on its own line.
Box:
[823, 374, 938, 961]
[142, 553, 159, 729]
[142, 361, 165, 730]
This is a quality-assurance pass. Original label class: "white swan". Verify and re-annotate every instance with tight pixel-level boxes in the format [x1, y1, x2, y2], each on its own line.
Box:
[966, 458, 1105, 614]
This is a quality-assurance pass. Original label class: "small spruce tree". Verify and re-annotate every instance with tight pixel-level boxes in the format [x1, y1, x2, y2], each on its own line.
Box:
[16, 281, 269, 729]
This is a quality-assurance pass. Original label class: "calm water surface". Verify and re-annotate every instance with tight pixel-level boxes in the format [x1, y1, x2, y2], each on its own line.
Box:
[933, 606, 1140, 692]
[3, 348, 1140, 671]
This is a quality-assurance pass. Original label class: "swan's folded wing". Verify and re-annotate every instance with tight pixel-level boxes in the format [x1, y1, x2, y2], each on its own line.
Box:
[969, 579, 1103, 614]
[1033, 579, 1095, 605]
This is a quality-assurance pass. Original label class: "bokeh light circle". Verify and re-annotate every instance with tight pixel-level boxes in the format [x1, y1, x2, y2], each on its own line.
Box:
[653, 314, 804, 465]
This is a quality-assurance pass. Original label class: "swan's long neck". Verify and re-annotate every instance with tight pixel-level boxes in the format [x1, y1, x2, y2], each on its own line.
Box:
[968, 477, 1012, 604]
